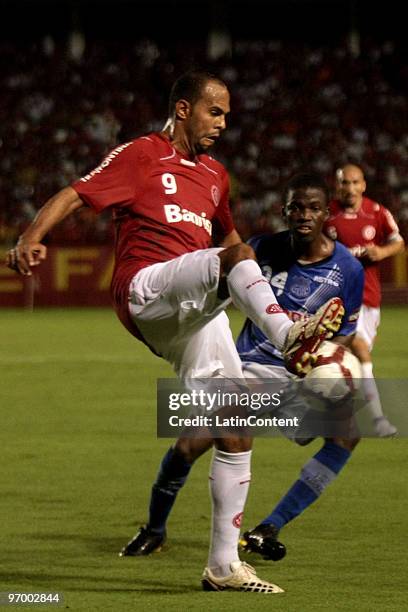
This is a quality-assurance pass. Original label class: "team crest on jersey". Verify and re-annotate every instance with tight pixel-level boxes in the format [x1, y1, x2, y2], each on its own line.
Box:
[362, 225, 376, 240]
[211, 185, 220, 207]
[290, 276, 312, 298]
[326, 225, 337, 240]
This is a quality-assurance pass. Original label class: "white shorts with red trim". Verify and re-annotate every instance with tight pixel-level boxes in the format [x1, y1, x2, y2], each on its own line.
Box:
[356, 305, 380, 351]
[128, 248, 244, 383]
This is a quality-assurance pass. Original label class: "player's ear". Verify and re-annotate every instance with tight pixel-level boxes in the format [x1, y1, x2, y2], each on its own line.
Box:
[175, 99, 191, 120]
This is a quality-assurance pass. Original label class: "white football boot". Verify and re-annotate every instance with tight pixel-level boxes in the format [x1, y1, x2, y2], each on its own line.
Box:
[202, 561, 284, 593]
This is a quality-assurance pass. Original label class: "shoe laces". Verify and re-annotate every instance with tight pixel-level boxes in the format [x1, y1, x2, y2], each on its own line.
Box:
[234, 561, 257, 578]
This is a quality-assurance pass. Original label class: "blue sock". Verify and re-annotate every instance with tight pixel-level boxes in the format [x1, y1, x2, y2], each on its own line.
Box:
[148, 447, 192, 535]
[261, 441, 351, 530]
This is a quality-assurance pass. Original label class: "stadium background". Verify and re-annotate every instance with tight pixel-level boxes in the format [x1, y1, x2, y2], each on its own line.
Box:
[1, 2, 407, 611]
[1, 0, 407, 305]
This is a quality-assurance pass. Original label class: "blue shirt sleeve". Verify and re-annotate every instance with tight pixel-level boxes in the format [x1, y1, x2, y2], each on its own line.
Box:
[339, 257, 364, 336]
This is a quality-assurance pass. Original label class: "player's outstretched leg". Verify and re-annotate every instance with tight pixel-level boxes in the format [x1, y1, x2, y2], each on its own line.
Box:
[202, 561, 284, 593]
[360, 365, 398, 437]
[240, 440, 353, 561]
[224, 252, 344, 375]
[283, 297, 345, 376]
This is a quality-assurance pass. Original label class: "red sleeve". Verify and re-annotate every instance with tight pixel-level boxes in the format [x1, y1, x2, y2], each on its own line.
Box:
[71, 141, 144, 213]
[379, 205, 401, 241]
[213, 169, 235, 238]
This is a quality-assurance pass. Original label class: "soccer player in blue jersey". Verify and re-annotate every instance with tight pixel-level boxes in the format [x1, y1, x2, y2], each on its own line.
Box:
[120, 172, 364, 561]
[237, 172, 364, 559]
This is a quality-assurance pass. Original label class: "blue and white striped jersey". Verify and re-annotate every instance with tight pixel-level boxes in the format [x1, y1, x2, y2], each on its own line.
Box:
[236, 231, 364, 367]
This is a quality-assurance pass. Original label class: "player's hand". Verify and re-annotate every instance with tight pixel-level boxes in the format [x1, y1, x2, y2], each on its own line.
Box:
[364, 245, 382, 262]
[348, 245, 367, 258]
[5, 239, 47, 275]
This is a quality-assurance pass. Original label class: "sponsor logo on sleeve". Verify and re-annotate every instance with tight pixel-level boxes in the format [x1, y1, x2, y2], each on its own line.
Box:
[80, 142, 132, 182]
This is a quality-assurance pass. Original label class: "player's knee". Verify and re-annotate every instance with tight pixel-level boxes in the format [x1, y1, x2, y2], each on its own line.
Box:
[218, 243, 256, 276]
[173, 440, 197, 464]
[214, 436, 253, 453]
[332, 436, 361, 451]
[351, 336, 371, 362]
[174, 437, 212, 464]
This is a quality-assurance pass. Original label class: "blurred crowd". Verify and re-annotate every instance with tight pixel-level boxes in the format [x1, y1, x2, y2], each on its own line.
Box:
[1, 34, 407, 245]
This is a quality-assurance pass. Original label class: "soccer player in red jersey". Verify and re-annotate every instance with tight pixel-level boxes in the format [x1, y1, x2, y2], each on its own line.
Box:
[325, 163, 405, 437]
[6, 70, 343, 593]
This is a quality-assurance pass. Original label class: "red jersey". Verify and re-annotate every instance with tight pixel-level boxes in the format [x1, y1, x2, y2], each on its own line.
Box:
[72, 132, 235, 338]
[325, 196, 401, 307]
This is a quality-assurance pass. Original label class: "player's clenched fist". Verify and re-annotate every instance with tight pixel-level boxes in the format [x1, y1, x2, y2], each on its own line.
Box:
[5, 240, 47, 276]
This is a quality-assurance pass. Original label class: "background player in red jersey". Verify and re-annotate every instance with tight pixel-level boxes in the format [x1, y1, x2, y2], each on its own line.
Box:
[5, 70, 343, 594]
[325, 163, 405, 437]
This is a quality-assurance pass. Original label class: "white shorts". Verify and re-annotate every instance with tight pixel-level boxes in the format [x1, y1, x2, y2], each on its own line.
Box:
[128, 249, 244, 383]
[242, 361, 292, 381]
[356, 305, 380, 351]
[242, 361, 295, 404]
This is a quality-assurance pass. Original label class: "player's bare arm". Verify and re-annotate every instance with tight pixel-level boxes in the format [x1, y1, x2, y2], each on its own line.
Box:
[364, 238, 405, 262]
[6, 186, 84, 276]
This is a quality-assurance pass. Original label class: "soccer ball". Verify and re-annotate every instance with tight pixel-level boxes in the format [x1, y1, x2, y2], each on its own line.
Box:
[303, 340, 362, 403]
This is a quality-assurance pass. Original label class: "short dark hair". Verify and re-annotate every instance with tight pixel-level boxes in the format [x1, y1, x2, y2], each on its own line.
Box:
[283, 172, 330, 204]
[168, 70, 227, 116]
